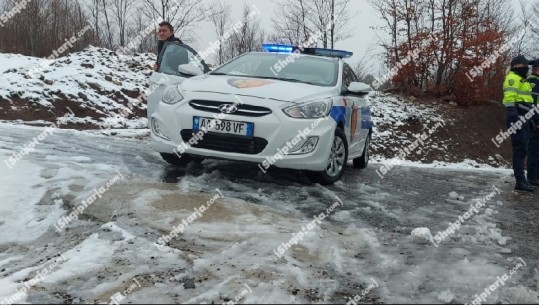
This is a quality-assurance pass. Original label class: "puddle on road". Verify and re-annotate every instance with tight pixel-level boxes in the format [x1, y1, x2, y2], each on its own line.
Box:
[3, 151, 533, 304]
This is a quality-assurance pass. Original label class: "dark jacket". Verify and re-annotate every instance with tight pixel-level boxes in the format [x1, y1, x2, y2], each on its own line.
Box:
[529, 73, 539, 104]
[527, 73, 539, 127]
[157, 35, 182, 65]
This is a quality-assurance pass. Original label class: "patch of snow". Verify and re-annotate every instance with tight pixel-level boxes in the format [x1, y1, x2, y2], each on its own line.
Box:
[437, 290, 455, 303]
[0, 159, 64, 244]
[501, 287, 539, 304]
[411, 228, 433, 244]
[41, 234, 118, 284]
[372, 157, 513, 172]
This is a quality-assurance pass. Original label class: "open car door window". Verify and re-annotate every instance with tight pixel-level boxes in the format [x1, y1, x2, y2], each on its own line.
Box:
[158, 42, 210, 76]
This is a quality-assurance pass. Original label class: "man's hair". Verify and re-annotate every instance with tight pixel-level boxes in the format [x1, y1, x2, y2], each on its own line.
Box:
[159, 21, 174, 33]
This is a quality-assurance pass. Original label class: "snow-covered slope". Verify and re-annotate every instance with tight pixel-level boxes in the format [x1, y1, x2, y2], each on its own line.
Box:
[0, 47, 154, 129]
[369, 93, 450, 160]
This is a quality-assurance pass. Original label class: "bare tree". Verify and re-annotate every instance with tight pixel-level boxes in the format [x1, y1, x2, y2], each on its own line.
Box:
[209, 1, 231, 65]
[129, 9, 157, 53]
[83, 0, 102, 46]
[222, 5, 265, 62]
[108, 0, 134, 47]
[270, 0, 352, 49]
[21, 0, 51, 56]
[270, 0, 312, 45]
[0, 0, 95, 56]
[84, 0, 101, 44]
[141, 0, 208, 43]
[514, 0, 539, 59]
[353, 45, 377, 84]
[308, 0, 352, 48]
[100, 0, 115, 48]
[533, 0, 539, 58]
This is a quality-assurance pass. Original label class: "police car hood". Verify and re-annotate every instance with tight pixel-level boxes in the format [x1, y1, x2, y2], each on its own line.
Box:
[181, 75, 336, 102]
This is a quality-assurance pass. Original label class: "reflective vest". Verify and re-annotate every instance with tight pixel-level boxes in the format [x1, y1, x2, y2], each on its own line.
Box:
[528, 74, 539, 104]
[503, 71, 533, 106]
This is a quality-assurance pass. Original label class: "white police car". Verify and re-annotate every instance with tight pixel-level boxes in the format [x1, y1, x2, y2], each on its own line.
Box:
[148, 43, 373, 184]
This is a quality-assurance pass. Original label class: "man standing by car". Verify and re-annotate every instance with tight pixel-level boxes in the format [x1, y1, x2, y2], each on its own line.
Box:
[527, 59, 539, 186]
[152, 21, 183, 71]
[503, 55, 535, 192]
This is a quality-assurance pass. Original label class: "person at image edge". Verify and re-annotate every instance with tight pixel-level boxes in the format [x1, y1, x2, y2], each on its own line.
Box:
[502, 55, 536, 192]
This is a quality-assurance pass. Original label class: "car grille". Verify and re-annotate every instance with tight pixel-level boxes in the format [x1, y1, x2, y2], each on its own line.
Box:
[188, 100, 272, 117]
[180, 130, 268, 154]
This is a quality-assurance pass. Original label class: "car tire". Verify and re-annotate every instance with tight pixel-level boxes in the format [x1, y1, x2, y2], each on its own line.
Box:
[308, 128, 348, 185]
[191, 156, 205, 164]
[353, 133, 370, 169]
[160, 153, 203, 167]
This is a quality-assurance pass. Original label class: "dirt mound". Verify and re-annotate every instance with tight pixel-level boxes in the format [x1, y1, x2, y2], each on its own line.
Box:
[0, 47, 154, 129]
[371, 93, 510, 167]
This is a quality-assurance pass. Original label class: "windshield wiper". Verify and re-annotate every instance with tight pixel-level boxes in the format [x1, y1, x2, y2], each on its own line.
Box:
[209, 74, 321, 85]
[255, 76, 320, 86]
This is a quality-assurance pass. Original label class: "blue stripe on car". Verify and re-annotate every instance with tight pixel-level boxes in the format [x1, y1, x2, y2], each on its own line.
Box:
[330, 106, 346, 125]
[361, 106, 373, 129]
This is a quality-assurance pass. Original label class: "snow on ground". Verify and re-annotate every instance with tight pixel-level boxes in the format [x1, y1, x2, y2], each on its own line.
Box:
[370, 157, 513, 173]
[0, 53, 42, 74]
[370, 93, 446, 129]
[0, 127, 367, 303]
[0, 159, 64, 245]
[0, 47, 154, 129]
[369, 93, 450, 159]
[367, 92, 510, 169]
[0, 50, 524, 302]
[0, 123, 534, 304]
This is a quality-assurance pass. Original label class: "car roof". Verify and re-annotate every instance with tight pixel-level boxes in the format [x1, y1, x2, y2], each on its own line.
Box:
[248, 52, 342, 62]
[261, 44, 353, 59]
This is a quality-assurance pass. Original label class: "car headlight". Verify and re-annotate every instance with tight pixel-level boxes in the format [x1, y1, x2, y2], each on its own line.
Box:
[283, 99, 332, 119]
[162, 85, 184, 105]
[290, 137, 319, 155]
[150, 118, 170, 141]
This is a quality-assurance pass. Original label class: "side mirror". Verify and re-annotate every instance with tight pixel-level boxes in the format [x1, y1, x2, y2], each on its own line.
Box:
[348, 82, 372, 95]
[178, 64, 203, 77]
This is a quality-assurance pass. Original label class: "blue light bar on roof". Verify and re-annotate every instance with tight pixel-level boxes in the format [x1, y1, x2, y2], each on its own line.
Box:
[308, 48, 353, 58]
[262, 44, 294, 53]
[261, 43, 353, 58]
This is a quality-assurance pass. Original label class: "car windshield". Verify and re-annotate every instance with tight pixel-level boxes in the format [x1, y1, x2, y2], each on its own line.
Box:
[158, 43, 209, 76]
[211, 53, 339, 87]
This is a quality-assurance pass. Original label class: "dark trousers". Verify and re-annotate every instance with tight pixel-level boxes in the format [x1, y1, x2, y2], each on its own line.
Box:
[506, 106, 531, 183]
[528, 125, 539, 180]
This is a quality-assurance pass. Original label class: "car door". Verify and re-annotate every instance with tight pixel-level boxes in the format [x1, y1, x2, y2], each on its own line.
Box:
[147, 43, 210, 118]
[341, 63, 363, 155]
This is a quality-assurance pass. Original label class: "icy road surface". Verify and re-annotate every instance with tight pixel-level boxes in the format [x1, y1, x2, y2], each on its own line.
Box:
[0, 123, 538, 304]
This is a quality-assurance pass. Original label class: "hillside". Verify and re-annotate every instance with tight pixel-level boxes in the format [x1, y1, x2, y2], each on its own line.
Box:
[0, 47, 511, 167]
[0, 47, 154, 129]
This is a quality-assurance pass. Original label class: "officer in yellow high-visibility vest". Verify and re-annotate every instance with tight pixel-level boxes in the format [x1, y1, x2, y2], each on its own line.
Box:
[503, 55, 535, 192]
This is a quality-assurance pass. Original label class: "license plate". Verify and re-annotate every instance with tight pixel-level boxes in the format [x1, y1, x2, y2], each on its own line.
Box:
[193, 117, 254, 137]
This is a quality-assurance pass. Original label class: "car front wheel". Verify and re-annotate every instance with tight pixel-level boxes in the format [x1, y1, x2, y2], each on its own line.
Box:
[308, 128, 348, 185]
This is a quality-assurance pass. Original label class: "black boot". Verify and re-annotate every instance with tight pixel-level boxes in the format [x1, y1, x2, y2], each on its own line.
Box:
[515, 181, 536, 192]
[528, 179, 539, 187]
